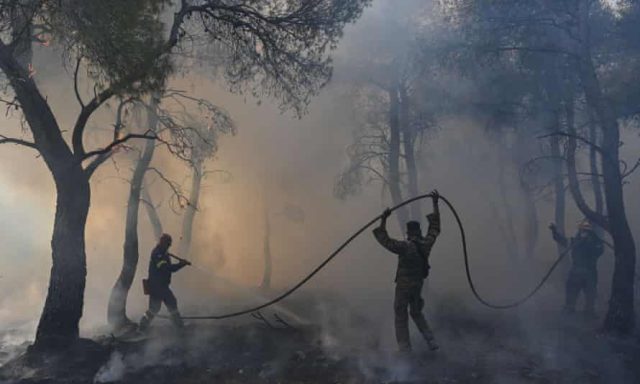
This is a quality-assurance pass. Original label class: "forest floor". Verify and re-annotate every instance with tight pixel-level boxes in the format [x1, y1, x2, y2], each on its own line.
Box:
[1, 296, 639, 384]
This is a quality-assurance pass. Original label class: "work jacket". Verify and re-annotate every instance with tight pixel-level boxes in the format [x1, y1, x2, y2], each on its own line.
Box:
[148, 245, 186, 288]
[553, 229, 604, 275]
[373, 213, 441, 282]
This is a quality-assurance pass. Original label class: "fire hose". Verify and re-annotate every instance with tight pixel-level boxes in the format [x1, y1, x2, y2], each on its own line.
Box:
[161, 192, 581, 320]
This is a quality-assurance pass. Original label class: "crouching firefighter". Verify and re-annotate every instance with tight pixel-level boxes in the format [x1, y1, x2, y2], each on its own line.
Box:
[373, 190, 441, 353]
[139, 233, 190, 331]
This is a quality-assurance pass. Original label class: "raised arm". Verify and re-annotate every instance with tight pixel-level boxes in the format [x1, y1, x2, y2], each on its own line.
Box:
[168, 260, 187, 273]
[373, 208, 406, 254]
[549, 223, 568, 247]
[424, 190, 441, 247]
[167, 253, 190, 273]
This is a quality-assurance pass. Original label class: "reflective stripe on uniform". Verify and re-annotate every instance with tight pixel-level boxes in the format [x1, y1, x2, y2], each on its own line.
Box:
[156, 260, 168, 268]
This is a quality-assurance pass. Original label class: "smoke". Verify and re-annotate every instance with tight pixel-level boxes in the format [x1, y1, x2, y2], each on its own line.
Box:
[1, 0, 639, 382]
[94, 352, 126, 383]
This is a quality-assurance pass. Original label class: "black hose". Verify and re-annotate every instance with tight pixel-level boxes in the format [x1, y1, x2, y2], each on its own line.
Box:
[439, 195, 573, 309]
[169, 193, 571, 319]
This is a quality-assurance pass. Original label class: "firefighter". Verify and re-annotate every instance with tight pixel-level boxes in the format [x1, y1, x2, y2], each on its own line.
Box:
[373, 190, 441, 353]
[139, 233, 190, 331]
[549, 220, 604, 316]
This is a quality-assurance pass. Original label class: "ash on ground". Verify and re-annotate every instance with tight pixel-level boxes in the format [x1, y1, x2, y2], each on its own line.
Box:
[1, 297, 639, 384]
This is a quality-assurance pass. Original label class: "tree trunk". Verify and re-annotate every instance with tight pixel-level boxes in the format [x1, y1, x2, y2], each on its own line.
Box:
[107, 136, 156, 329]
[540, 58, 567, 258]
[597, 109, 636, 333]
[178, 161, 203, 259]
[388, 85, 408, 230]
[520, 183, 539, 260]
[0, 41, 92, 348]
[550, 131, 567, 256]
[399, 85, 422, 221]
[577, 0, 636, 333]
[141, 183, 163, 240]
[497, 147, 520, 261]
[588, 109, 606, 242]
[35, 167, 91, 348]
[588, 110, 604, 217]
[514, 133, 539, 259]
[260, 202, 272, 290]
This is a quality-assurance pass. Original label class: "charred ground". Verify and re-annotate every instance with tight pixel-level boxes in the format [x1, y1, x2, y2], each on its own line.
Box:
[1, 295, 639, 384]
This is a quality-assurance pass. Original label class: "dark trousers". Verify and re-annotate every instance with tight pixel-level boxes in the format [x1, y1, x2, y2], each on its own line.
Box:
[565, 270, 597, 313]
[139, 286, 183, 330]
[394, 279, 433, 350]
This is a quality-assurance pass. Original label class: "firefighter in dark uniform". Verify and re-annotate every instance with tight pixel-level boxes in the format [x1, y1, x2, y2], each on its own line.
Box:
[139, 233, 190, 331]
[549, 220, 604, 316]
[373, 190, 441, 352]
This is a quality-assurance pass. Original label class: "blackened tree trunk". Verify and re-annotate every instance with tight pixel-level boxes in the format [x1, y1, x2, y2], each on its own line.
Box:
[0, 43, 92, 348]
[588, 109, 606, 243]
[581, 69, 636, 332]
[36, 167, 91, 347]
[107, 136, 156, 329]
[577, 0, 636, 333]
[588, 110, 604, 217]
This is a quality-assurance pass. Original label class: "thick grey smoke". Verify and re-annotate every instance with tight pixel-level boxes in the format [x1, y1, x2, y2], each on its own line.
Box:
[0, 0, 639, 382]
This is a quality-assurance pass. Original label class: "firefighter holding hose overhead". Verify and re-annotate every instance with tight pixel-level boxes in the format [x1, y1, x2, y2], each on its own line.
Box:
[549, 219, 604, 316]
[373, 190, 441, 353]
[139, 233, 190, 332]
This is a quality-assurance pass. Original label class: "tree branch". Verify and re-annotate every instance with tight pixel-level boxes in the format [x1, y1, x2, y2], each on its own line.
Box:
[73, 57, 84, 108]
[72, 87, 115, 157]
[0, 134, 38, 150]
[563, 100, 608, 230]
[82, 132, 156, 162]
[83, 97, 138, 177]
[71, 0, 192, 159]
[146, 166, 190, 213]
[538, 131, 608, 158]
[622, 158, 640, 179]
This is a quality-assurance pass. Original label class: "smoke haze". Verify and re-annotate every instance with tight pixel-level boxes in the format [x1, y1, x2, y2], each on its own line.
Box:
[0, 3, 639, 381]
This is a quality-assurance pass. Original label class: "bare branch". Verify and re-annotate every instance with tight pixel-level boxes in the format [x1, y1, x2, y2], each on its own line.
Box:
[73, 57, 84, 108]
[82, 132, 155, 162]
[538, 132, 607, 157]
[0, 134, 37, 150]
[622, 158, 640, 179]
[273, 313, 296, 330]
[146, 166, 190, 213]
[251, 311, 275, 329]
[72, 87, 115, 157]
[84, 98, 138, 177]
